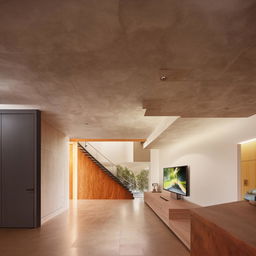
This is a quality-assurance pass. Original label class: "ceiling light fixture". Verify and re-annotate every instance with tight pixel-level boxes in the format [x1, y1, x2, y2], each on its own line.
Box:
[160, 75, 167, 81]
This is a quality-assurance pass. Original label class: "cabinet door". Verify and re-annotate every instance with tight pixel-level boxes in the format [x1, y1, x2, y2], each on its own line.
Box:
[1, 113, 38, 227]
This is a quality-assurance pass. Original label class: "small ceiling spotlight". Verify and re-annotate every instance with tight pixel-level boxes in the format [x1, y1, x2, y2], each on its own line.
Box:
[160, 75, 167, 81]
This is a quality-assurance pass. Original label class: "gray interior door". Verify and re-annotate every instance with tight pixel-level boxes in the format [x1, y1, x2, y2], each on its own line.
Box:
[0, 116, 2, 226]
[1, 113, 36, 227]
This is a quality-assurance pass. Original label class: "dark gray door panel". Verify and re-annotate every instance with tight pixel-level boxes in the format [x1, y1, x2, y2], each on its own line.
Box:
[0, 115, 2, 226]
[1, 114, 35, 227]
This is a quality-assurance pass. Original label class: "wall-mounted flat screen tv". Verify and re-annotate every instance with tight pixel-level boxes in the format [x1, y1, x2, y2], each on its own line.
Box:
[163, 166, 189, 196]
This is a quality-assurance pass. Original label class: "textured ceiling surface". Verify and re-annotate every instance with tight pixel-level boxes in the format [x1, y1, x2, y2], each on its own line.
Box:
[0, 0, 256, 138]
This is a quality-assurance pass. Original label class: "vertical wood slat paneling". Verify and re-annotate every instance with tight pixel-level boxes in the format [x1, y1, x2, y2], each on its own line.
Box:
[69, 144, 73, 200]
[240, 141, 256, 199]
[77, 149, 133, 199]
[241, 141, 256, 161]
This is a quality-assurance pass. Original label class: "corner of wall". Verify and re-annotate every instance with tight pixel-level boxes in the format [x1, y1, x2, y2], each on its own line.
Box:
[41, 120, 69, 223]
[150, 149, 160, 189]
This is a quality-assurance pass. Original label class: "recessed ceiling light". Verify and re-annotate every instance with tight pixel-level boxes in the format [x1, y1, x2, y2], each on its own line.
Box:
[160, 75, 167, 81]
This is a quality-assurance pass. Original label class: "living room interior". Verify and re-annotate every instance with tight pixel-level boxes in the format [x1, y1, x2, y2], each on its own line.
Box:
[0, 0, 256, 255]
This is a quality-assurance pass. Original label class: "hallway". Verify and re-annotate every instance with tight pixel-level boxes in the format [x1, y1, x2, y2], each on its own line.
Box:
[0, 199, 189, 256]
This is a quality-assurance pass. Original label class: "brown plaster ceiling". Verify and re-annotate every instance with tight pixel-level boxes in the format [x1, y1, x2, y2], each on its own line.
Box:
[0, 0, 256, 137]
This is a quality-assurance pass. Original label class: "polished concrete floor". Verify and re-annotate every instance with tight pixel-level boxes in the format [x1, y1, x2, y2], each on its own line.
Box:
[0, 199, 189, 256]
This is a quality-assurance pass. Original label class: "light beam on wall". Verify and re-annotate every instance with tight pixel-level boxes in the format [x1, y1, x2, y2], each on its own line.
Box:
[239, 138, 256, 144]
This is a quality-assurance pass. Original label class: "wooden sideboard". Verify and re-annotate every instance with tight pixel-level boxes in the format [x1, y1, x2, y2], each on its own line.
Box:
[144, 192, 199, 249]
[190, 201, 256, 256]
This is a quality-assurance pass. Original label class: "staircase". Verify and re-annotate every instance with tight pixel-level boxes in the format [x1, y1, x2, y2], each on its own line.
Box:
[78, 143, 134, 199]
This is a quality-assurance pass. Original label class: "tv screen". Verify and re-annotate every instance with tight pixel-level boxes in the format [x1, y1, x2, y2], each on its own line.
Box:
[163, 166, 189, 196]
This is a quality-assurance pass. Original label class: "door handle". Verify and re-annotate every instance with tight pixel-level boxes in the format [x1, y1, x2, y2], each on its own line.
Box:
[26, 188, 35, 192]
[244, 179, 249, 186]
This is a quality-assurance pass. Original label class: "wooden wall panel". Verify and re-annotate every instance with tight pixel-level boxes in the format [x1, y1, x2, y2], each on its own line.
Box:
[69, 144, 73, 200]
[241, 141, 256, 161]
[240, 141, 256, 199]
[241, 161, 256, 198]
[77, 149, 133, 199]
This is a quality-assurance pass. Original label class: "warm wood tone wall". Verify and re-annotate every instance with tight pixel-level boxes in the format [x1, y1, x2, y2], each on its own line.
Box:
[77, 149, 133, 199]
[240, 141, 256, 199]
[69, 144, 73, 200]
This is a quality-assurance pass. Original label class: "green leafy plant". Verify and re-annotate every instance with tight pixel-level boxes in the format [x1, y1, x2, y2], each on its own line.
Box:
[136, 169, 149, 191]
[116, 165, 149, 191]
[116, 165, 136, 190]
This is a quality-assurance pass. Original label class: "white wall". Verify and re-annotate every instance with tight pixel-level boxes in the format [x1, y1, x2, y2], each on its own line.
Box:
[89, 142, 133, 163]
[150, 149, 160, 189]
[41, 120, 69, 223]
[152, 115, 256, 207]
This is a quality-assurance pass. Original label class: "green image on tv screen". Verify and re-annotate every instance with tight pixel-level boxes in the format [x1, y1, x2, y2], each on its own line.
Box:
[163, 166, 188, 196]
